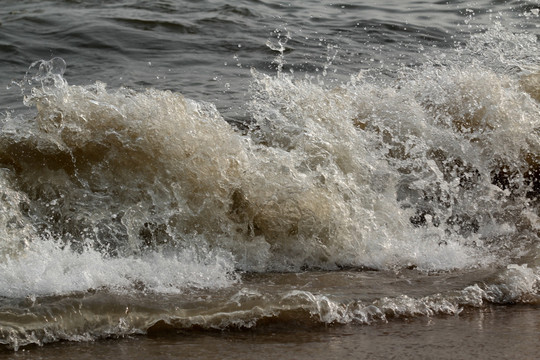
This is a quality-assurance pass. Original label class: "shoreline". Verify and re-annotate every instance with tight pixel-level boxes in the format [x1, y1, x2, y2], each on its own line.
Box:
[3, 304, 538, 359]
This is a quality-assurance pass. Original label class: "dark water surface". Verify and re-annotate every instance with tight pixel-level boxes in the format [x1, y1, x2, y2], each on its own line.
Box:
[2, 0, 534, 113]
[0, 0, 539, 355]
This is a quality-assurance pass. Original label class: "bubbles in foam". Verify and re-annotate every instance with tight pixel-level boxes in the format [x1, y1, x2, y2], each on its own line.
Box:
[0, 237, 237, 298]
[0, 19, 539, 300]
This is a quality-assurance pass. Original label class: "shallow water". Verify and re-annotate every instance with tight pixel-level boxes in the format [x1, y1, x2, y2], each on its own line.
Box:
[3, 305, 539, 359]
[0, 0, 539, 353]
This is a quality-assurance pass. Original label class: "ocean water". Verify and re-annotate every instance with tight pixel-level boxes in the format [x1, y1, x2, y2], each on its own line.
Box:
[0, 0, 539, 356]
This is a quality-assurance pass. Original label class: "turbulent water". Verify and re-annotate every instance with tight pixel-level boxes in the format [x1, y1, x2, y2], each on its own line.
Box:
[0, 0, 539, 351]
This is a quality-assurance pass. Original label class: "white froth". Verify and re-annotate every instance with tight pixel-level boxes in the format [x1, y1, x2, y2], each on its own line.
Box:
[0, 18, 538, 299]
[0, 239, 237, 298]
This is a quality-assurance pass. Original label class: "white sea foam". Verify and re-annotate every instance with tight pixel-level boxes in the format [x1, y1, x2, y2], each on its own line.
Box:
[0, 59, 538, 298]
[0, 18, 538, 299]
[0, 237, 237, 298]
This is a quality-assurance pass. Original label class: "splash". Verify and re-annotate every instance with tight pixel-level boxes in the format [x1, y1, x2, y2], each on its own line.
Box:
[1, 58, 501, 281]
[0, 18, 539, 299]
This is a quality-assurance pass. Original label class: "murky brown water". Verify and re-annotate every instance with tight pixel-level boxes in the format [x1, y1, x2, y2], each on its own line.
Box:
[3, 305, 538, 360]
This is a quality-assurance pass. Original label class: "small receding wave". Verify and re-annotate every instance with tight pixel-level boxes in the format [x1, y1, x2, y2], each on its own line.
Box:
[1, 265, 537, 350]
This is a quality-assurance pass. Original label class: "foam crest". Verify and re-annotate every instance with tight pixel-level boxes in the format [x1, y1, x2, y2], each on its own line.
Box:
[1, 19, 539, 296]
[1, 4, 539, 352]
[0, 238, 237, 298]
[2, 59, 489, 275]
[245, 63, 539, 268]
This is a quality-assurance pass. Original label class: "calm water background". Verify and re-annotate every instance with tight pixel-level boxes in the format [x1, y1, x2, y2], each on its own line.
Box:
[1, 0, 534, 114]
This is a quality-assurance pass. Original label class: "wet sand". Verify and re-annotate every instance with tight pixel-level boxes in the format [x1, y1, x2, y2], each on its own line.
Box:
[3, 305, 538, 360]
